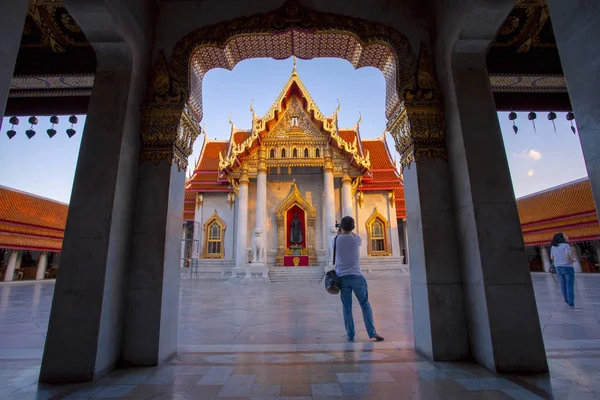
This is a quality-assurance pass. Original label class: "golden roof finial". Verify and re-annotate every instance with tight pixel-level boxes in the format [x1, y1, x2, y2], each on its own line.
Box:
[292, 56, 297, 76]
[249, 99, 257, 118]
[356, 111, 362, 127]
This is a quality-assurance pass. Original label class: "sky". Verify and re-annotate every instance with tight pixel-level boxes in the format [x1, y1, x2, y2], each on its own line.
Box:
[0, 57, 587, 204]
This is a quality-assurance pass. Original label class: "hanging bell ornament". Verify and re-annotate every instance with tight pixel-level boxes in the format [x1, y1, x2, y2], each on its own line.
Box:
[508, 111, 518, 134]
[25, 116, 37, 138]
[66, 115, 78, 138]
[6, 116, 19, 139]
[28, 116, 38, 125]
[26, 129, 36, 139]
[566, 112, 576, 134]
[48, 115, 59, 138]
[528, 111, 537, 133]
[547, 112, 557, 134]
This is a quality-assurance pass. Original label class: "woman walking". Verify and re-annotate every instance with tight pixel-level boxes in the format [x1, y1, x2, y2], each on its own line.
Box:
[550, 233, 576, 308]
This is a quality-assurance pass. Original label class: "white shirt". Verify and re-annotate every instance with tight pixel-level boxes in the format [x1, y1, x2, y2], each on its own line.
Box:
[551, 243, 573, 267]
[331, 234, 363, 277]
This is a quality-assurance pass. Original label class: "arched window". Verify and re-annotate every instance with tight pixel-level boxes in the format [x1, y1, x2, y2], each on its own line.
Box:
[202, 210, 226, 258]
[366, 208, 391, 256]
[292, 148, 298, 158]
[270, 148, 275, 158]
[315, 148, 320, 157]
[304, 148, 309, 158]
[281, 148, 286, 158]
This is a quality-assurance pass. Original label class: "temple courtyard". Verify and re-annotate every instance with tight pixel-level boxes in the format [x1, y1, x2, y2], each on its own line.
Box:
[0, 274, 599, 399]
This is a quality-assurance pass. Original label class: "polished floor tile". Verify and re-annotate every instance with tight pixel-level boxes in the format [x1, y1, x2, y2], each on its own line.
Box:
[1, 274, 600, 398]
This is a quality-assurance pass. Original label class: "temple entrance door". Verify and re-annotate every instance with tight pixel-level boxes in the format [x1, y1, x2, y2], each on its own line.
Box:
[275, 184, 317, 266]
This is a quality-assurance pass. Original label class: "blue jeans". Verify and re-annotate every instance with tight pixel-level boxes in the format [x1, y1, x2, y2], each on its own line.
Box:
[339, 275, 378, 339]
[556, 266, 575, 306]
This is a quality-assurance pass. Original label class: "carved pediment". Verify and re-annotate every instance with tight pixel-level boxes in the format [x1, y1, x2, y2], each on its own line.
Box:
[262, 96, 325, 143]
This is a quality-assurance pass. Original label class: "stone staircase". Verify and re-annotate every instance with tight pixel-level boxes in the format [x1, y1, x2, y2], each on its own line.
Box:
[269, 266, 324, 283]
[361, 258, 409, 277]
[180, 259, 235, 280]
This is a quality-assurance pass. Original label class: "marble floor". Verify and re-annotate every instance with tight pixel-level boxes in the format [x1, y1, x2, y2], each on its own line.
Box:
[0, 273, 599, 399]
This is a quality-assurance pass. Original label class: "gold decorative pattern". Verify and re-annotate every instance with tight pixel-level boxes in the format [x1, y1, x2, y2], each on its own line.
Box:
[365, 207, 392, 257]
[275, 184, 317, 266]
[201, 210, 226, 259]
[489, 74, 567, 93]
[387, 105, 446, 170]
[167, 0, 424, 124]
[139, 51, 201, 170]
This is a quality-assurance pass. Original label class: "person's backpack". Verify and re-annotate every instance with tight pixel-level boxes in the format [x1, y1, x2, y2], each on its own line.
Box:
[325, 236, 341, 294]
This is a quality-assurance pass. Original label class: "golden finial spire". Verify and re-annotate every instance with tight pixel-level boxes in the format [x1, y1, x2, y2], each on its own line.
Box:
[249, 99, 256, 118]
[292, 56, 297, 75]
[356, 111, 362, 127]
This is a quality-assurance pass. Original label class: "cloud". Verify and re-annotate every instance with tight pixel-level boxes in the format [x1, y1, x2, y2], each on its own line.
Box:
[513, 149, 543, 161]
[528, 169, 535, 177]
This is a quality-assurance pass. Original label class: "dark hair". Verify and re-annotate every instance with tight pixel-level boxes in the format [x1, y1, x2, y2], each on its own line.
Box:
[551, 232, 567, 247]
[340, 216, 355, 231]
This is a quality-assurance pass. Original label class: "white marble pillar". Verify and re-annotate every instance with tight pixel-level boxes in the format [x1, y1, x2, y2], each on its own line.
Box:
[341, 173, 353, 218]
[36, 252, 48, 280]
[571, 245, 583, 273]
[253, 158, 267, 263]
[0, 0, 29, 126]
[3, 250, 18, 282]
[235, 170, 250, 269]
[323, 155, 336, 243]
[540, 247, 552, 272]
[180, 224, 187, 268]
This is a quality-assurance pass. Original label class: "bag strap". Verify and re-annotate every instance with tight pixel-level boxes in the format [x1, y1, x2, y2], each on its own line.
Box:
[333, 236, 338, 265]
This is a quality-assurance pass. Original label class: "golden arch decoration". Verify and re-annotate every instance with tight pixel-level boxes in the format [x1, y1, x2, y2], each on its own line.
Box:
[141, 0, 446, 172]
[275, 183, 317, 266]
[365, 207, 392, 257]
[201, 210, 226, 258]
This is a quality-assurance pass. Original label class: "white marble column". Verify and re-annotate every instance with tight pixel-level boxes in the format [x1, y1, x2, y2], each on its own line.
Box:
[0, 0, 29, 126]
[36, 252, 48, 280]
[254, 159, 267, 259]
[235, 170, 250, 269]
[3, 250, 18, 282]
[341, 173, 353, 218]
[323, 155, 336, 243]
[540, 247, 552, 272]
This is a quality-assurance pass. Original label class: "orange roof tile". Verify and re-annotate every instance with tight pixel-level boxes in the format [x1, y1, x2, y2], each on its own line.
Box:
[362, 139, 396, 170]
[232, 130, 252, 145]
[197, 141, 229, 172]
[0, 187, 67, 230]
[0, 186, 66, 251]
[517, 178, 594, 225]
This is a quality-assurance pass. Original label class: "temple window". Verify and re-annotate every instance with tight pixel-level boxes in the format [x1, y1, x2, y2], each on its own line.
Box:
[270, 148, 275, 158]
[291, 116, 299, 127]
[293, 148, 298, 158]
[281, 148, 286, 158]
[366, 208, 391, 256]
[201, 211, 226, 258]
[304, 148, 309, 158]
[315, 148, 320, 157]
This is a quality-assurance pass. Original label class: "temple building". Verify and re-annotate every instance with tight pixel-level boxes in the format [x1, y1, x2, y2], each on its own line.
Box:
[518, 178, 600, 273]
[0, 186, 64, 281]
[183, 63, 406, 280]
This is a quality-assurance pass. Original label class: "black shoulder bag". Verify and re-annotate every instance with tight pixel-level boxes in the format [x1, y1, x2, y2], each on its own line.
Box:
[325, 236, 341, 294]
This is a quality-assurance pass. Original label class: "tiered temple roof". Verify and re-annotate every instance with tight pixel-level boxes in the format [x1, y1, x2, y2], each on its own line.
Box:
[517, 178, 600, 246]
[0, 186, 67, 252]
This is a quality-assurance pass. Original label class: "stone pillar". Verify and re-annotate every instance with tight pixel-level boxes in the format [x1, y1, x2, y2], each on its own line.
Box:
[443, 50, 547, 372]
[253, 158, 268, 259]
[402, 159, 470, 361]
[571, 244, 583, 273]
[0, 0, 29, 126]
[3, 250, 18, 282]
[540, 247, 552, 272]
[341, 173, 353, 218]
[547, 0, 600, 221]
[323, 154, 336, 240]
[36, 252, 48, 280]
[235, 169, 250, 270]
[40, 0, 155, 383]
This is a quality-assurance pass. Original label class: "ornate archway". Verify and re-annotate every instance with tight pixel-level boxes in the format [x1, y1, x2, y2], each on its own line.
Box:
[275, 184, 317, 266]
[139, 0, 446, 173]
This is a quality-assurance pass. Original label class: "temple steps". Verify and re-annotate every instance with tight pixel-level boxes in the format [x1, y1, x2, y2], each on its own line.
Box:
[268, 266, 324, 283]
